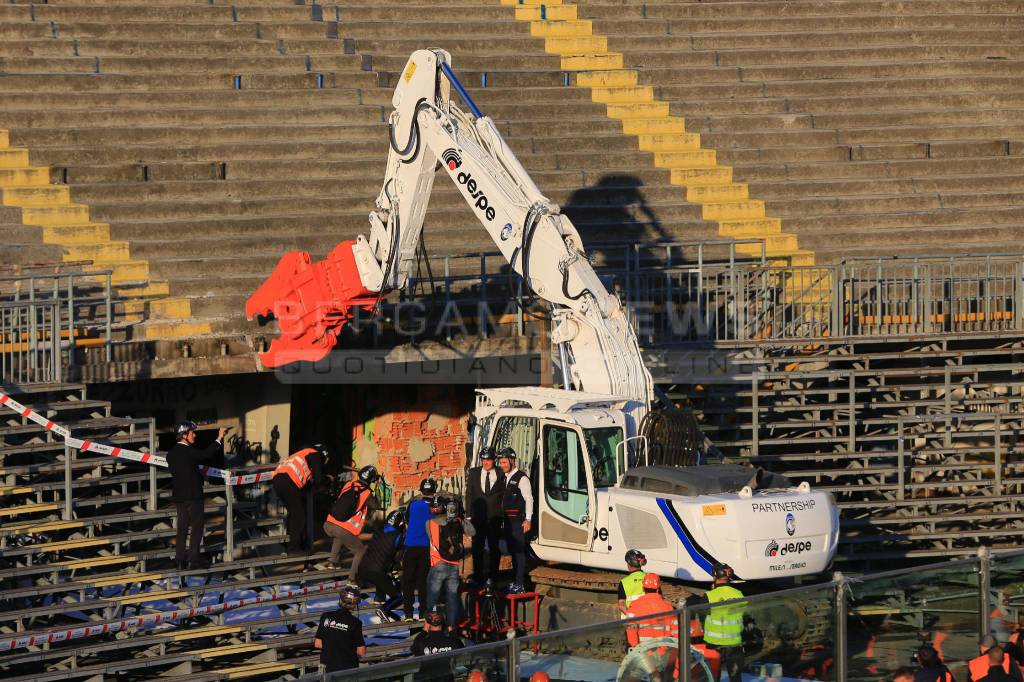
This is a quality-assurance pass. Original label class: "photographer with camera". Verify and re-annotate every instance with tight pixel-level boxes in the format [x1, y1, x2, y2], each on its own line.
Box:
[427, 496, 475, 632]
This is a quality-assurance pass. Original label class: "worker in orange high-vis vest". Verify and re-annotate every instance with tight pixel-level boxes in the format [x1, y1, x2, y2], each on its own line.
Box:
[324, 465, 379, 585]
[1007, 613, 1024, 666]
[272, 445, 327, 556]
[969, 636, 1023, 682]
[623, 573, 680, 681]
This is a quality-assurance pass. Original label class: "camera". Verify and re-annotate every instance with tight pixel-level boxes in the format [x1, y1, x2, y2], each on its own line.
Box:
[446, 498, 464, 521]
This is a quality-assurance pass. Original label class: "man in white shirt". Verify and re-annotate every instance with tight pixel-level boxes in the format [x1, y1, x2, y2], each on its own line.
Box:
[497, 447, 533, 594]
[467, 447, 505, 583]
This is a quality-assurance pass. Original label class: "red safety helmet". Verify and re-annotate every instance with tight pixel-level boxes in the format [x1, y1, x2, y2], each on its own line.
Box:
[642, 573, 662, 591]
[530, 673, 551, 682]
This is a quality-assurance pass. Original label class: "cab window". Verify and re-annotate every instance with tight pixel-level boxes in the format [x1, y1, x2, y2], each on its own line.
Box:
[584, 427, 623, 488]
[543, 424, 589, 523]
[491, 416, 537, 472]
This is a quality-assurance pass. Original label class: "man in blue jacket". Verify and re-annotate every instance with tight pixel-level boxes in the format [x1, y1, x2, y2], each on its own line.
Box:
[402, 477, 438, 621]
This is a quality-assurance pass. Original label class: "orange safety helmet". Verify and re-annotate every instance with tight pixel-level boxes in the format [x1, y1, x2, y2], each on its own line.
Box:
[467, 671, 488, 682]
[530, 673, 551, 682]
[643, 573, 662, 591]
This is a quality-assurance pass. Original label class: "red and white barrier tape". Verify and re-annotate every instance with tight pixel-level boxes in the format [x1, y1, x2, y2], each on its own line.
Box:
[0, 579, 345, 652]
[0, 391, 275, 486]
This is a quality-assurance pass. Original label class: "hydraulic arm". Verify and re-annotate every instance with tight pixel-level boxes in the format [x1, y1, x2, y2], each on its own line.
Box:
[246, 49, 653, 426]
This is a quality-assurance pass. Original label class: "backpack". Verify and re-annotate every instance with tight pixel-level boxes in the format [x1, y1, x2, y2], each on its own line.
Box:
[331, 484, 361, 522]
[438, 521, 464, 562]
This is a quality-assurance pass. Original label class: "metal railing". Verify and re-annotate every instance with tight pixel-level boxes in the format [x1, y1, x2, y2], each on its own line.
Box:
[746, 362, 1024, 459]
[380, 247, 1024, 347]
[316, 546, 1024, 682]
[0, 270, 114, 383]
[0, 300, 61, 384]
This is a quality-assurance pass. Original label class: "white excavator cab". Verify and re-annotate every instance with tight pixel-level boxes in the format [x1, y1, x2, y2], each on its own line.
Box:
[473, 388, 631, 556]
[472, 387, 840, 582]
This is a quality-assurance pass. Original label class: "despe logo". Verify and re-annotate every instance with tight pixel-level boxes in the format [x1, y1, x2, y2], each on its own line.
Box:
[766, 539, 812, 558]
[442, 149, 462, 171]
[441, 148, 497, 222]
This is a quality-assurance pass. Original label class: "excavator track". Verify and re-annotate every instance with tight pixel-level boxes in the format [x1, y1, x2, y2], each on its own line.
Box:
[531, 564, 832, 652]
[531, 564, 703, 603]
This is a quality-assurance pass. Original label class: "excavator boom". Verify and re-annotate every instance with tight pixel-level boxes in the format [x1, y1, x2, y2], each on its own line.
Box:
[246, 49, 652, 429]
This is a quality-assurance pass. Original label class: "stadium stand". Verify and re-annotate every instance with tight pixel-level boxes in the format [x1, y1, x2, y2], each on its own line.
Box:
[565, 0, 1024, 261]
[0, 0, 806, 347]
[4, 0, 1024, 678]
[0, 382, 408, 679]
[675, 326, 1024, 566]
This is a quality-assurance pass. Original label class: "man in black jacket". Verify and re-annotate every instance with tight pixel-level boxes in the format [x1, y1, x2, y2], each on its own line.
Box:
[466, 447, 504, 583]
[167, 421, 226, 569]
[358, 509, 406, 621]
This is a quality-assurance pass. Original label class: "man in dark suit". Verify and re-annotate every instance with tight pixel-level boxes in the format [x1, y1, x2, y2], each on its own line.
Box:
[466, 446, 505, 583]
[167, 421, 227, 570]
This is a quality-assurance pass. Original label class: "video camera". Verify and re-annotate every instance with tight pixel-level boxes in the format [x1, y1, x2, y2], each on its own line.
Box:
[443, 496, 464, 521]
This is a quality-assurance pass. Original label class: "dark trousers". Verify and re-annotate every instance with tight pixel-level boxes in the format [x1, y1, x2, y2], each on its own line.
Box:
[471, 515, 503, 580]
[402, 546, 430, 617]
[504, 518, 527, 586]
[273, 475, 306, 551]
[175, 500, 204, 562]
[707, 644, 743, 682]
[359, 566, 400, 604]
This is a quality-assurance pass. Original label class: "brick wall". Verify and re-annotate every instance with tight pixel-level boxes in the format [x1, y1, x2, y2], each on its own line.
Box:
[351, 385, 472, 500]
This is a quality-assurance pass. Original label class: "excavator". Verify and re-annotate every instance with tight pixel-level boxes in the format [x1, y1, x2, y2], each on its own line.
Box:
[246, 49, 839, 582]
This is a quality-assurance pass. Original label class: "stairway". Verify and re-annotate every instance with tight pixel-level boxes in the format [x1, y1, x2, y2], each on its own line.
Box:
[568, 0, 1024, 261]
[0, 0, 730, 346]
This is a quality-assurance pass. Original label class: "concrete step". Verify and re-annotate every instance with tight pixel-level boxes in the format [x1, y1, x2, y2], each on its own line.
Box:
[99, 195, 712, 238]
[10, 123, 387, 148]
[738, 60, 1024, 83]
[332, 20, 533, 39]
[66, 174, 687, 207]
[0, 104, 387, 128]
[0, 72, 371, 92]
[0, 84, 603, 110]
[659, 14, 1024, 34]
[684, 28, 1022, 51]
[350, 36, 551, 56]
[0, 40, 80, 58]
[839, 127, 1024, 147]
[586, 0, 1022, 19]
[735, 155, 1024, 183]
[50, 21, 264, 41]
[787, 205, 1024, 231]
[368, 53, 564, 73]
[17, 5, 238, 22]
[71, 38, 295, 58]
[800, 222, 1024, 249]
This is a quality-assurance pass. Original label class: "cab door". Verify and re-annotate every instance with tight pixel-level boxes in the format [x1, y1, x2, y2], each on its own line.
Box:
[537, 420, 596, 552]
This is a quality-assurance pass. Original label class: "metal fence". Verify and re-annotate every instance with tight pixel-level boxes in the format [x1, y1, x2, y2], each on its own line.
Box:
[0, 300, 61, 385]
[313, 546, 1023, 682]
[386, 247, 1024, 346]
[0, 270, 114, 383]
